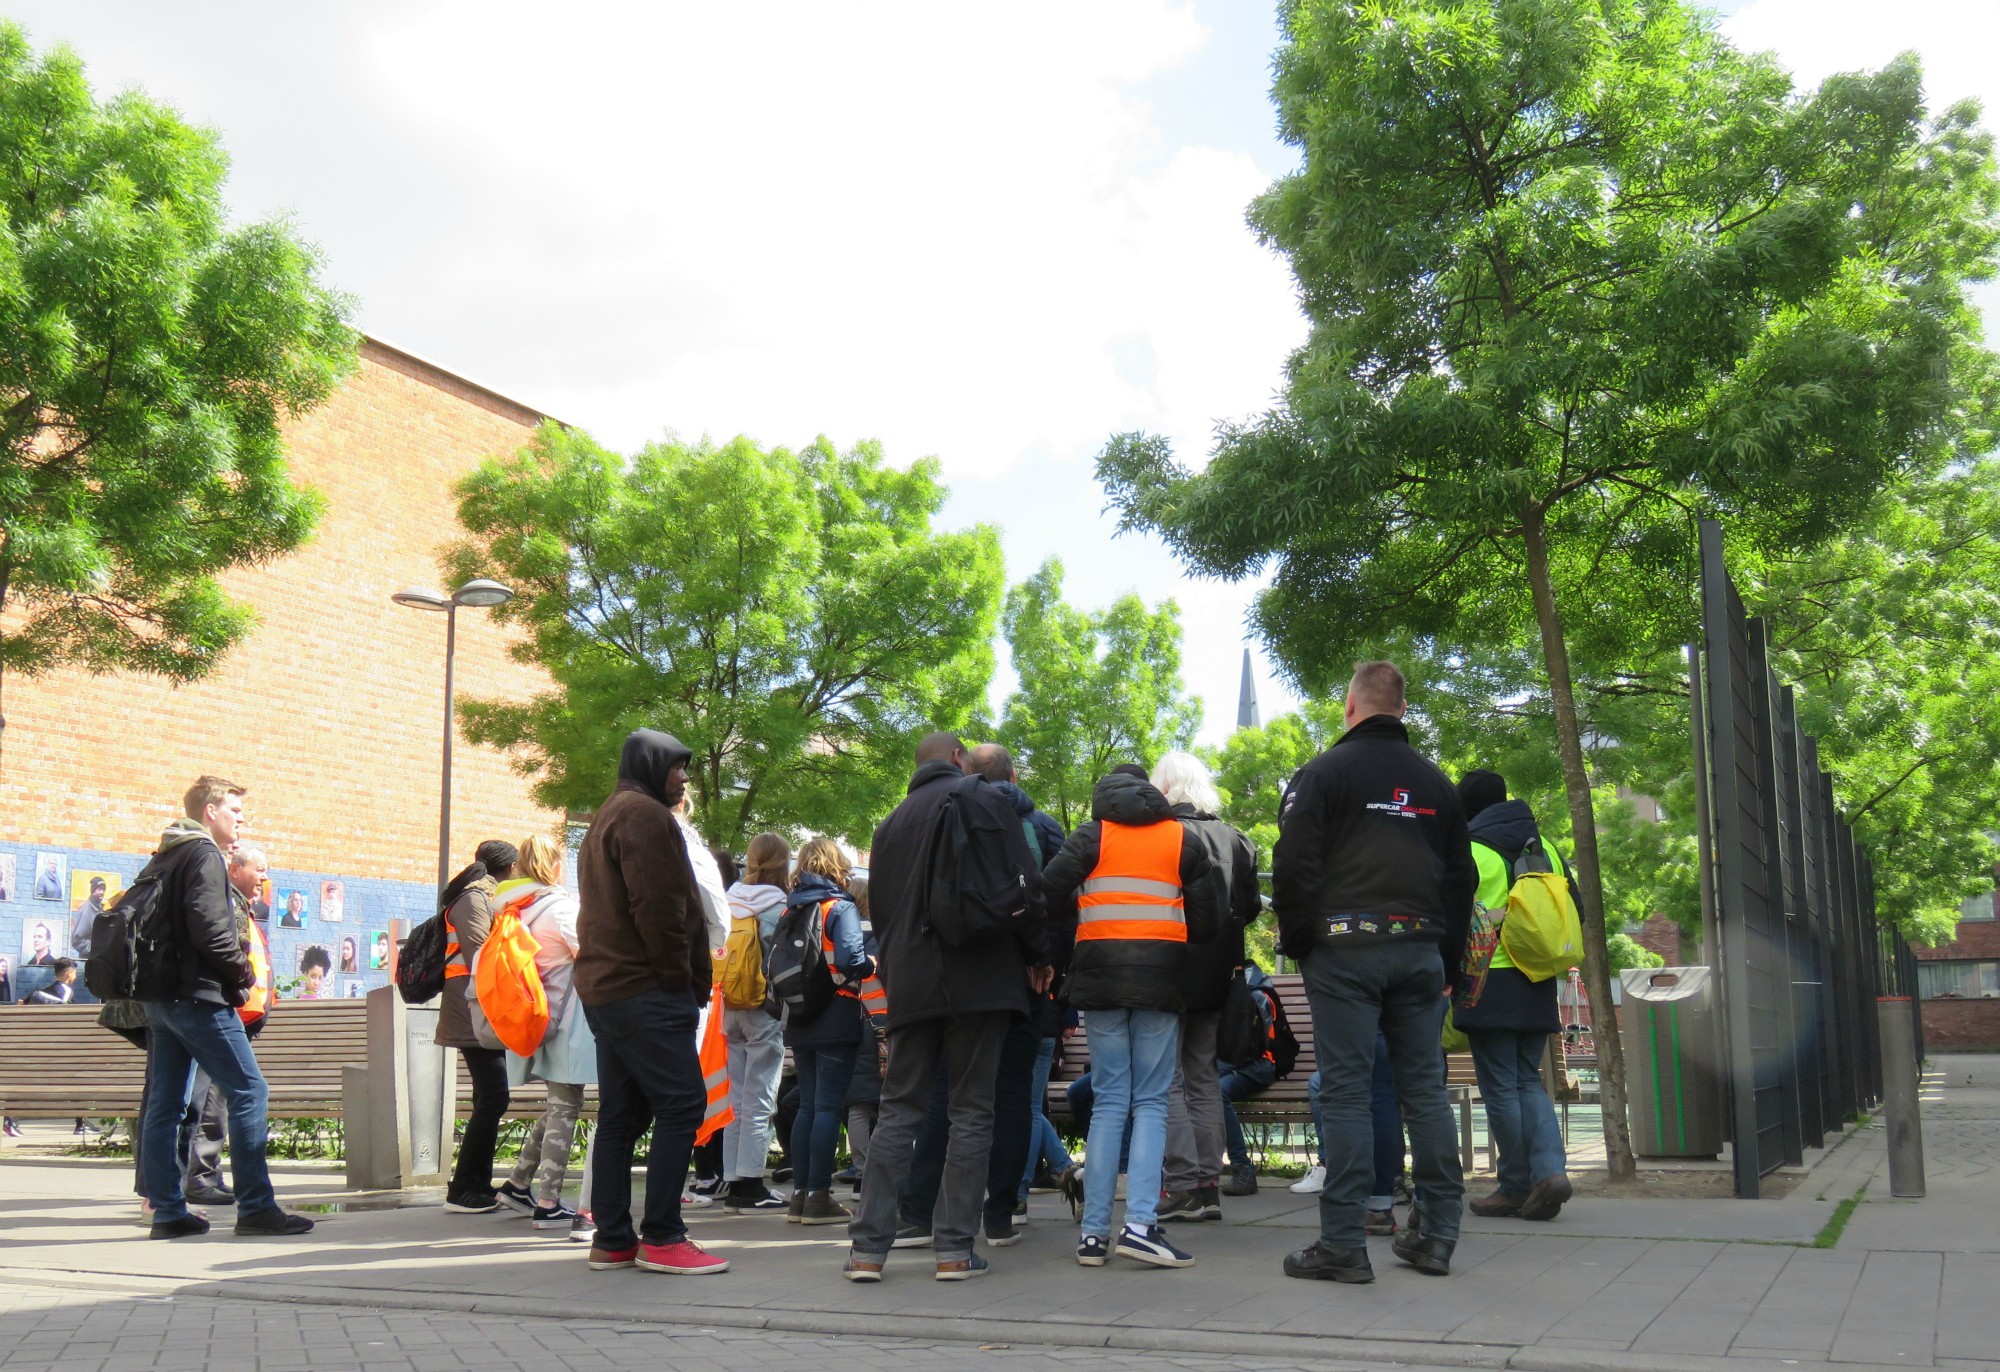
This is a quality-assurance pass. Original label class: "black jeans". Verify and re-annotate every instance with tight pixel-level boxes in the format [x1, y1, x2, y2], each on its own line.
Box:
[1302, 939, 1464, 1248]
[850, 1012, 1008, 1263]
[900, 1013, 1038, 1231]
[584, 987, 705, 1249]
[450, 1046, 510, 1203]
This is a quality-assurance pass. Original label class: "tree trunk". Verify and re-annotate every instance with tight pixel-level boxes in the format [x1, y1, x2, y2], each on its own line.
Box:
[1520, 508, 1637, 1182]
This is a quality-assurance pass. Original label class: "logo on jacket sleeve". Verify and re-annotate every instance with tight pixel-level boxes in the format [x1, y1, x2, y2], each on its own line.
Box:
[1364, 787, 1436, 819]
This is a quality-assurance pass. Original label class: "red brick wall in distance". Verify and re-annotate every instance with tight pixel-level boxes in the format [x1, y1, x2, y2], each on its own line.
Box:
[0, 338, 561, 883]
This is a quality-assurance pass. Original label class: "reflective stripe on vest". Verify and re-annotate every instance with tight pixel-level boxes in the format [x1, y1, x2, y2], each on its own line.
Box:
[1076, 819, 1187, 943]
[695, 1002, 734, 1145]
[239, 919, 272, 1026]
[443, 911, 468, 980]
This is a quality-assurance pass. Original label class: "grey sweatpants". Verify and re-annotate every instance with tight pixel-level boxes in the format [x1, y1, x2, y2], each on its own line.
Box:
[1163, 1010, 1224, 1189]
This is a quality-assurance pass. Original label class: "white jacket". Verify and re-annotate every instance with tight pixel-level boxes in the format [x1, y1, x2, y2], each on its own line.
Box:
[677, 814, 731, 952]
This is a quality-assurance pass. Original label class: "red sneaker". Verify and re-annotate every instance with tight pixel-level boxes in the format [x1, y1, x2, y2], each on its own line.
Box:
[587, 1245, 637, 1270]
[636, 1238, 729, 1275]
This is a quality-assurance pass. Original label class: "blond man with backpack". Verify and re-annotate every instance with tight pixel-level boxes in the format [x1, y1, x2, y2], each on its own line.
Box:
[490, 834, 596, 1235]
[718, 833, 791, 1212]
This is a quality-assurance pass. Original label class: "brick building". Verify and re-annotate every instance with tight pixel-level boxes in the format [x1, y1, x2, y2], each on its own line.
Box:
[1916, 887, 2000, 1052]
[0, 339, 558, 1001]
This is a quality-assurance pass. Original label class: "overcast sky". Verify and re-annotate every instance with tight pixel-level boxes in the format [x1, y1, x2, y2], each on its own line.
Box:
[9, 0, 1995, 743]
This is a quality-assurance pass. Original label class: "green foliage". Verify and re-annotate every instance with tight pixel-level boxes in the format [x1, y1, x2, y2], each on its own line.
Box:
[0, 24, 355, 691]
[1097, 0, 2000, 1176]
[1606, 932, 1665, 975]
[997, 559, 1201, 830]
[447, 425, 1004, 847]
[1203, 699, 1345, 856]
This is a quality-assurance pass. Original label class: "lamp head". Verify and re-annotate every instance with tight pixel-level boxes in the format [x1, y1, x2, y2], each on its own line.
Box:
[452, 579, 514, 608]
[391, 588, 451, 611]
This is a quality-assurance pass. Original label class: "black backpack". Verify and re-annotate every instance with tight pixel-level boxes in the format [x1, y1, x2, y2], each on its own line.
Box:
[766, 898, 836, 1026]
[1216, 967, 1265, 1067]
[84, 861, 173, 1002]
[395, 912, 450, 1005]
[1265, 984, 1301, 1079]
[920, 775, 1028, 947]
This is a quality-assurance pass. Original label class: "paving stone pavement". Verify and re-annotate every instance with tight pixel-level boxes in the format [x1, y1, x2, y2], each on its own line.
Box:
[2, 1056, 1997, 1372]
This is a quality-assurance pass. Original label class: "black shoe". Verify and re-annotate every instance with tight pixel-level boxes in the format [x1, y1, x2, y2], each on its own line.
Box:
[1220, 1162, 1258, 1197]
[184, 1186, 236, 1206]
[689, 1174, 726, 1198]
[235, 1208, 315, 1237]
[495, 1181, 536, 1215]
[891, 1223, 933, 1248]
[1029, 1167, 1062, 1194]
[1195, 1181, 1222, 1221]
[984, 1218, 1022, 1247]
[1283, 1241, 1373, 1283]
[1156, 1189, 1204, 1222]
[725, 1180, 788, 1213]
[444, 1192, 499, 1214]
[1391, 1230, 1454, 1276]
[770, 1165, 794, 1184]
[149, 1214, 211, 1240]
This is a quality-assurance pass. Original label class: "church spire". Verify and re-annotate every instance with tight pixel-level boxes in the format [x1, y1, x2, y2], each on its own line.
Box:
[1236, 647, 1260, 731]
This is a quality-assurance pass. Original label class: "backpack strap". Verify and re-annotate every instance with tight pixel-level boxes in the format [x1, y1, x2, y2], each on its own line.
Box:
[1511, 835, 1554, 878]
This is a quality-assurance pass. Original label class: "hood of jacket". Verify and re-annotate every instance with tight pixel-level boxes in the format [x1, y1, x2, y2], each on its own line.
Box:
[158, 817, 215, 854]
[1090, 771, 1174, 825]
[727, 882, 788, 920]
[1467, 797, 1539, 864]
[618, 728, 692, 807]
[992, 780, 1036, 817]
[786, 871, 849, 910]
[906, 757, 966, 794]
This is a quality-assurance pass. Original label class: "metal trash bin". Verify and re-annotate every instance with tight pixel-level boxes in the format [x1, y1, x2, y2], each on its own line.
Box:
[1619, 966, 1724, 1158]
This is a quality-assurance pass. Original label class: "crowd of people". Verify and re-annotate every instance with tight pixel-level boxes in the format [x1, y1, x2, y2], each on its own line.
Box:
[112, 658, 1579, 1286]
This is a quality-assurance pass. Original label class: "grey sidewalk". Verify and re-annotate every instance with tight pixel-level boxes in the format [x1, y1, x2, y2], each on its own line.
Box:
[2, 1057, 1996, 1372]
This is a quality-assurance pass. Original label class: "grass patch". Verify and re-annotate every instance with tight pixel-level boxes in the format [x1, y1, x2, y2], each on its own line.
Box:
[1813, 1183, 1868, 1249]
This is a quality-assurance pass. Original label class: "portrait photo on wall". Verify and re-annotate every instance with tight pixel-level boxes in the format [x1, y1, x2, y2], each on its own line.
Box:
[339, 976, 366, 999]
[338, 934, 361, 974]
[33, 852, 65, 902]
[368, 930, 390, 970]
[0, 853, 15, 902]
[277, 888, 309, 929]
[293, 945, 332, 999]
[69, 871, 121, 959]
[320, 881, 345, 923]
[21, 918, 61, 966]
[0, 953, 11, 1002]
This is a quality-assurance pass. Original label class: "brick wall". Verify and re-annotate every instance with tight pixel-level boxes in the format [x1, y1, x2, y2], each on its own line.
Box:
[0, 340, 561, 905]
[1632, 914, 1684, 965]
[1920, 999, 2000, 1053]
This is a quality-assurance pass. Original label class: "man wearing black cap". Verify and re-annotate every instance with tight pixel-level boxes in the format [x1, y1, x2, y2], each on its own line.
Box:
[1272, 661, 1475, 1283]
[1454, 769, 1574, 1222]
[574, 728, 730, 1277]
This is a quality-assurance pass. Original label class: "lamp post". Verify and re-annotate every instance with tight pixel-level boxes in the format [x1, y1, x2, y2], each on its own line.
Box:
[391, 579, 514, 891]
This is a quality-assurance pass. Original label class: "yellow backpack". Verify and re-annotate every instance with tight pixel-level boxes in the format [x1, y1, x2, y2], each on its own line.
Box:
[1498, 840, 1584, 981]
[720, 908, 768, 1011]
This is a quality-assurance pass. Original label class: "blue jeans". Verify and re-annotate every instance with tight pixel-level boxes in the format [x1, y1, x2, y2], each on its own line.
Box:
[1311, 1035, 1406, 1202]
[1220, 1057, 1278, 1168]
[1302, 940, 1464, 1248]
[791, 1041, 858, 1193]
[140, 999, 277, 1222]
[1020, 1035, 1072, 1198]
[584, 988, 704, 1249]
[1080, 1007, 1178, 1238]
[1467, 1029, 1565, 1198]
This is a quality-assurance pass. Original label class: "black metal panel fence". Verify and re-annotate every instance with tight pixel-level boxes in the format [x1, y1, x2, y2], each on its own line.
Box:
[1695, 521, 1917, 1197]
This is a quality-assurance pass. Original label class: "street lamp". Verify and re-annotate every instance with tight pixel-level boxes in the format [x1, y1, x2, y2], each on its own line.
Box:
[391, 578, 515, 890]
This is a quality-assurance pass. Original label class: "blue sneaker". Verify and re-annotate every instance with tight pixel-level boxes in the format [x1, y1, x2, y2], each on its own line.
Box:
[1076, 1233, 1109, 1267]
[1115, 1223, 1194, 1268]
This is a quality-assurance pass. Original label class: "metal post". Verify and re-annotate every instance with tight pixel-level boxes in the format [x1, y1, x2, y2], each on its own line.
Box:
[1877, 996, 1925, 1197]
[437, 603, 458, 892]
[1688, 642, 1720, 965]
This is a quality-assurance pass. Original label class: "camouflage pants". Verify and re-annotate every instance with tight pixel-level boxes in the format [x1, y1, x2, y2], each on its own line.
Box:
[509, 1081, 585, 1204]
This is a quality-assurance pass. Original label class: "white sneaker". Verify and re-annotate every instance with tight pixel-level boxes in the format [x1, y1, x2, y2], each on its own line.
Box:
[680, 1190, 714, 1208]
[1289, 1164, 1327, 1195]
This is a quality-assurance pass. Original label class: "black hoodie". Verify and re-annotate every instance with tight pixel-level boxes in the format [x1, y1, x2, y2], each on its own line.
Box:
[575, 729, 706, 1006]
[1042, 773, 1221, 1013]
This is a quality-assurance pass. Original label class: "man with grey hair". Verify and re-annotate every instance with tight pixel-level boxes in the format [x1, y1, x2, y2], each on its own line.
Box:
[174, 842, 274, 1205]
[1273, 661, 1474, 1283]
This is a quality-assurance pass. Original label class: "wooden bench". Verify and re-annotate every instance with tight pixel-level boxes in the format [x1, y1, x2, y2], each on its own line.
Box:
[0, 1001, 569, 1124]
[1041, 974, 1494, 1170]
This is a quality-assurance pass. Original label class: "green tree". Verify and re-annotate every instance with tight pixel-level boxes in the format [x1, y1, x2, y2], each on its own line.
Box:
[1205, 699, 1345, 855]
[998, 558, 1201, 830]
[446, 425, 1003, 848]
[0, 26, 355, 709]
[1097, 0, 1999, 1178]
[1607, 932, 1665, 975]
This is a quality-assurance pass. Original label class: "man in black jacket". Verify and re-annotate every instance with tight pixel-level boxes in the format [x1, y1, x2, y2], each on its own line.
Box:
[1273, 662, 1475, 1283]
[138, 776, 312, 1240]
[845, 732, 1051, 1282]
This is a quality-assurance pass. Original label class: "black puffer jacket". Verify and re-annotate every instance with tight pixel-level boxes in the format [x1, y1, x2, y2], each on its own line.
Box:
[135, 821, 253, 1008]
[1042, 774, 1220, 1014]
[1455, 799, 1564, 1035]
[995, 780, 1073, 1035]
[869, 760, 1050, 1029]
[1170, 806, 1261, 1013]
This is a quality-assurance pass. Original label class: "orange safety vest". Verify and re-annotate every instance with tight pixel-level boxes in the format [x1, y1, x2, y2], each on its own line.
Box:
[694, 1002, 733, 1145]
[1076, 820, 1187, 944]
[850, 916, 888, 1024]
[239, 918, 273, 1027]
[443, 909, 469, 980]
